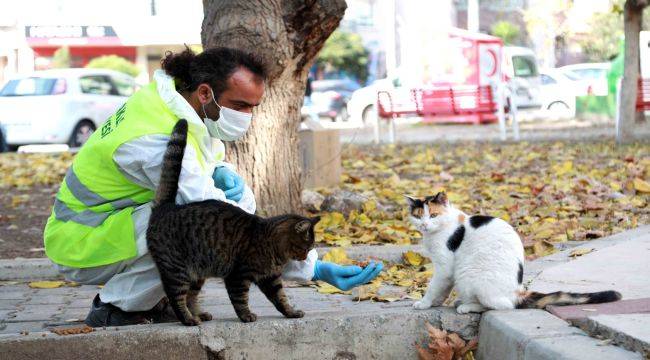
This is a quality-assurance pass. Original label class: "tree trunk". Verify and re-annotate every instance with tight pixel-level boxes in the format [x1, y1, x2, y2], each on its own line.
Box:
[618, 0, 646, 144]
[201, 0, 346, 215]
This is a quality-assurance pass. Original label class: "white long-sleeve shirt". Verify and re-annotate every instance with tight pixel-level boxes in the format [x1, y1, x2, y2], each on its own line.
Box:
[111, 70, 317, 281]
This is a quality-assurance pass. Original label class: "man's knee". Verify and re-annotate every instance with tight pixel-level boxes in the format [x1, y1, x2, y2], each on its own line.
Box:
[55, 262, 122, 285]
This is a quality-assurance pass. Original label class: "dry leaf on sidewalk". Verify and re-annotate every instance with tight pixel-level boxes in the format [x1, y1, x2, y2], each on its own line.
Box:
[28, 281, 65, 289]
[569, 248, 594, 258]
[403, 250, 429, 266]
[51, 325, 94, 336]
[416, 323, 477, 360]
[28, 281, 80, 289]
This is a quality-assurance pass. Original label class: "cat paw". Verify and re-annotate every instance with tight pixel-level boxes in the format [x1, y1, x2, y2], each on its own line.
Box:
[198, 312, 213, 321]
[238, 312, 257, 323]
[285, 309, 305, 318]
[413, 300, 433, 310]
[181, 316, 202, 326]
[456, 303, 485, 314]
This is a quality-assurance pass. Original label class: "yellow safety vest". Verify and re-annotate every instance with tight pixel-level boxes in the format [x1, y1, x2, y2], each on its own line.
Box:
[44, 81, 212, 268]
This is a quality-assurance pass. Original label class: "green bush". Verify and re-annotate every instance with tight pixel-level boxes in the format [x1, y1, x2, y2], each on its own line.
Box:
[51, 47, 71, 68]
[86, 55, 140, 77]
[317, 30, 369, 82]
[491, 21, 520, 45]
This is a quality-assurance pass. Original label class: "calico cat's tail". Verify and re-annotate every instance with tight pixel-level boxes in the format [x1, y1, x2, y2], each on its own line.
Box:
[517, 290, 621, 309]
[153, 119, 188, 207]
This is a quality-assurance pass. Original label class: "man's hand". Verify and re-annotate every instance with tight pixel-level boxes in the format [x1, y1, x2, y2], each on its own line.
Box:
[312, 260, 383, 291]
[212, 166, 245, 202]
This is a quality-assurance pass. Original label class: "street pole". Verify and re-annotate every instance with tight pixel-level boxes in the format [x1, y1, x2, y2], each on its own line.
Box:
[468, 0, 479, 32]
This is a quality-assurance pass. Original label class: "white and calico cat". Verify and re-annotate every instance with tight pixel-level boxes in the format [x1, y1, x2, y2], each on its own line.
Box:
[407, 192, 621, 314]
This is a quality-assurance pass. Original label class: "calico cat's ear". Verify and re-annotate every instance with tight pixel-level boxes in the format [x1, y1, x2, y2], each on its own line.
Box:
[295, 220, 312, 233]
[432, 191, 448, 205]
[404, 195, 419, 207]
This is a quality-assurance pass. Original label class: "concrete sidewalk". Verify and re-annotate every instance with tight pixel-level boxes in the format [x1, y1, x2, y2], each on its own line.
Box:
[1, 226, 648, 359]
[478, 225, 650, 359]
[0, 279, 480, 359]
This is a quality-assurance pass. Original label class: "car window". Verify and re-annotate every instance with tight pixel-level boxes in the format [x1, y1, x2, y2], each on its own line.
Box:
[312, 80, 360, 93]
[570, 68, 607, 80]
[540, 74, 556, 85]
[79, 75, 117, 95]
[512, 56, 538, 78]
[0, 78, 57, 96]
[111, 76, 136, 97]
[563, 71, 580, 81]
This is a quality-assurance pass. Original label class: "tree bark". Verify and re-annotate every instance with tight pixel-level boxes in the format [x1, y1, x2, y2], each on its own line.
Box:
[201, 0, 346, 215]
[618, 0, 647, 143]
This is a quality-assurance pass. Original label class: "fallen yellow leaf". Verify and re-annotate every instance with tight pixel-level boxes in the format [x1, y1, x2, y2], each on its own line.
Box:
[29, 281, 65, 289]
[569, 248, 595, 258]
[633, 178, 650, 193]
[403, 250, 426, 266]
[321, 248, 352, 265]
[315, 282, 350, 295]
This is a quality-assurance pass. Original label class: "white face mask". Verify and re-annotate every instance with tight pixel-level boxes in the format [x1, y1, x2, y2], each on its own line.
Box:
[202, 88, 252, 141]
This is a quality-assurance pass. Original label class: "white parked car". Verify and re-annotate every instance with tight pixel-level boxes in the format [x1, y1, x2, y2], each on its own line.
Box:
[558, 62, 610, 97]
[502, 46, 543, 111]
[347, 76, 420, 125]
[0, 68, 136, 148]
[539, 69, 577, 119]
[347, 78, 392, 125]
[0, 122, 7, 152]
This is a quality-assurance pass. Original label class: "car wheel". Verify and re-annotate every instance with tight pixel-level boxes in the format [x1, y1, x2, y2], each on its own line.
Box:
[547, 101, 570, 118]
[361, 105, 375, 125]
[0, 130, 7, 153]
[69, 121, 96, 148]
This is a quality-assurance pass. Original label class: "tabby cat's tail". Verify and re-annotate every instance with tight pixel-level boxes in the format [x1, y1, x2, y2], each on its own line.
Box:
[153, 119, 188, 207]
[517, 290, 621, 309]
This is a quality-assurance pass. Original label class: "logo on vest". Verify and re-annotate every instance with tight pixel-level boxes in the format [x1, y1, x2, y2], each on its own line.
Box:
[100, 104, 127, 138]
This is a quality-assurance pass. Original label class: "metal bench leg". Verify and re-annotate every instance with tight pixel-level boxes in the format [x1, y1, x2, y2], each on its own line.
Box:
[496, 84, 507, 141]
[511, 108, 520, 141]
[388, 116, 396, 144]
[374, 113, 381, 145]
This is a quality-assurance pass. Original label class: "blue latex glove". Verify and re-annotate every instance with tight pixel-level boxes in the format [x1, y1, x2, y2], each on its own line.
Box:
[312, 260, 383, 291]
[212, 166, 245, 202]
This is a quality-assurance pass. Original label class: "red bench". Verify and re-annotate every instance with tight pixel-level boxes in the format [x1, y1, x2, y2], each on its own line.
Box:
[376, 89, 418, 119]
[377, 84, 498, 124]
[636, 78, 650, 111]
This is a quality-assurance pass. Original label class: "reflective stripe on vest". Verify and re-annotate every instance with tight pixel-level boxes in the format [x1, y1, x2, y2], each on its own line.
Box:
[53, 199, 109, 227]
[64, 168, 139, 210]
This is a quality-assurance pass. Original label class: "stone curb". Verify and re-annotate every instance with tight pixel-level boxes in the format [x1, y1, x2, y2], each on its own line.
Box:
[0, 306, 479, 360]
[573, 314, 650, 356]
[0, 245, 426, 281]
[476, 309, 643, 360]
[0, 258, 62, 281]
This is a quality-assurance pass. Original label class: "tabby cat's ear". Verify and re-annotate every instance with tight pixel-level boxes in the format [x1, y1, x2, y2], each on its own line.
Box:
[310, 216, 321, 225]
[404, 195, 418, 207]
[295, 220, 311, 233]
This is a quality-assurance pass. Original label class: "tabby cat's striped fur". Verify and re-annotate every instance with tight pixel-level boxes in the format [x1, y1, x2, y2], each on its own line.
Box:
[147, 119, 319, 325]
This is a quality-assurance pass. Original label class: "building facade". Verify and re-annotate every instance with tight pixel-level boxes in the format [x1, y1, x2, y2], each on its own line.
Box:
[0, 0, 203, 85]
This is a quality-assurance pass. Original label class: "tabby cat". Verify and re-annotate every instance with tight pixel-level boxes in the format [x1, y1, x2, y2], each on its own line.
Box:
[407, 192, 621, 314]
[147, 119, 320, 325]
